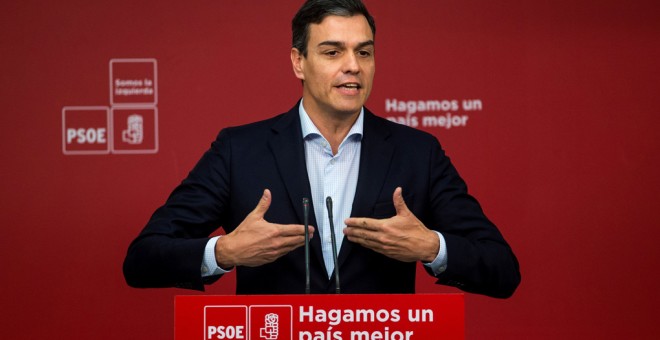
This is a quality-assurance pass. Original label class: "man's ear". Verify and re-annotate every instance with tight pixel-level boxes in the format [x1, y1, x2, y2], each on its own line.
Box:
[291, 48, 305, 81]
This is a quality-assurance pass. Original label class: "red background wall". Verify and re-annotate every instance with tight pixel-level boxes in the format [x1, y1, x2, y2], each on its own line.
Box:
[1, 0, 659, 338]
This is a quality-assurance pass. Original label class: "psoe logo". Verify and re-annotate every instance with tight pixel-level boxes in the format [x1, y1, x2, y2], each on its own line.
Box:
[111, 107, 158, 154]
[250, 305, 292, 340]
[205, 306, 247, 340]
[62, 58, 158, 155]
[122, 114, 143, 144]
[260, 313, 279, 340]
[62, 107, 110, 155]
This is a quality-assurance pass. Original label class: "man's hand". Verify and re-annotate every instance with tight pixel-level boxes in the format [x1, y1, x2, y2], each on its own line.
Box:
[215, 189, 314, 268]
[344, 187, 439, 263]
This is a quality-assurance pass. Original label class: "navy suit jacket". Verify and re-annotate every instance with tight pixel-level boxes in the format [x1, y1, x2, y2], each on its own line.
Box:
[123, 103, 520, 298]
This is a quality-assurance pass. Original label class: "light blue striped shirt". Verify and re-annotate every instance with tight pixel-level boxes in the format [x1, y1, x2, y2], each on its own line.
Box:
[299, 102, 363, 277]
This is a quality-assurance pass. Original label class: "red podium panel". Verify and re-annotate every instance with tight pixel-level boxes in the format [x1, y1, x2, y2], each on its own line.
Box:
[175, 294, 463, 340]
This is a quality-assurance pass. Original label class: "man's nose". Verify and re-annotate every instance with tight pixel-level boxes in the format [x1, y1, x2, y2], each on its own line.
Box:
[342, 52, 360, 74]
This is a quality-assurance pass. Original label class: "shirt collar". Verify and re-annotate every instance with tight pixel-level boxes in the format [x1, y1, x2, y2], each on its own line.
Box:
[298, 99, 364, 141]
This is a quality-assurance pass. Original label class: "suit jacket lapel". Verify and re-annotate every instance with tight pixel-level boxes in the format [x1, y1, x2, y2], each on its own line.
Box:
[338, 109, 394, 268]
[268, 103, 328, 276]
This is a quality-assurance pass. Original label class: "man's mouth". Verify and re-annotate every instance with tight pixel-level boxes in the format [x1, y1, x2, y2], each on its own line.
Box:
[336, 83, 361, 90]
[335, 83, 362, 96]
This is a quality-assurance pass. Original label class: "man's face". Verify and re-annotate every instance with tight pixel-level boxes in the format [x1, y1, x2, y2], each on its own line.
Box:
[292, 15, 375, 119]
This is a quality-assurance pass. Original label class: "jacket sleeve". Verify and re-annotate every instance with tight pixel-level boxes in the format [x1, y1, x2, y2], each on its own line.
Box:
[424, 138, 521, 298]
[123, 129, 233, 291]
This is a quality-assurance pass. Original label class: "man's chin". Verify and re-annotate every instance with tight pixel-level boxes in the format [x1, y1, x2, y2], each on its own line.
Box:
[330, 106, 362, 117]
[329, 100, 365, 116]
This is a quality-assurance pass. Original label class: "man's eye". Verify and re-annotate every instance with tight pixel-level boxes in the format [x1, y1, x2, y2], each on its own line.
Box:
[358, 50, 372, 57]
[325, 51, 339, 56]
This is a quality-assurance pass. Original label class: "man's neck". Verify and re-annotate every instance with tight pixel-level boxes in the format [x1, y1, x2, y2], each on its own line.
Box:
[302, 103, 360, 155]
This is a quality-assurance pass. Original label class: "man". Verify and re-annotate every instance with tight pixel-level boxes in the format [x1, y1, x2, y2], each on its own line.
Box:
[124, 0, 520, 298]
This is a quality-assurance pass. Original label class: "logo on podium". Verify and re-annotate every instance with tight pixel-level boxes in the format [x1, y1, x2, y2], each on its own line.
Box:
[250, 306, 292, 340]
[259, 313, 279, 339]
[203, 305, 292, 340]
[204, 305, 247, 340]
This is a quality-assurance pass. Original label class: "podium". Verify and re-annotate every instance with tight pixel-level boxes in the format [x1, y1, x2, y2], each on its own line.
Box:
[175, 294, 463, 340]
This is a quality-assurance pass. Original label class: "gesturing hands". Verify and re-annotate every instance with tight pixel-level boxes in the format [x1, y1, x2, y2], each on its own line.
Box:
[215, 189, 314, 268]
[214, 187, 436, 268]
[344, 187, 439, 263]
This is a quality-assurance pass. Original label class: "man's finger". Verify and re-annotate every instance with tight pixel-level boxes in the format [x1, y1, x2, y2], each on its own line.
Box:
[251, 189, 271, 218]
[344, 217, 380, 231]
[392, 187, 409, 216]
[275, 224, 315, 237]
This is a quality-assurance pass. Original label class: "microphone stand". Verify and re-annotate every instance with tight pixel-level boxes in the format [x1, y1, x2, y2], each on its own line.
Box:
[326, 197, 340, 294]
[302, 198, 311, 294]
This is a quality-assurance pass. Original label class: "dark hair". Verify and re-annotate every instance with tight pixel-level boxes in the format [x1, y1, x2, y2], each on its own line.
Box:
[292, 0, 376, 57]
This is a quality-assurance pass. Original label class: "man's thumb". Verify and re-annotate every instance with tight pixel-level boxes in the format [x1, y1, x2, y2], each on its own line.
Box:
[252, 189, 271, 218]
[393, 187, 409, 215]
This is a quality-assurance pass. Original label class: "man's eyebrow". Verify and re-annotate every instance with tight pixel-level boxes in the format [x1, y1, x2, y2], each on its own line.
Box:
[356, 40, 375, 49]
[317, 40, 375, 49]
[317, 40, 345, 48]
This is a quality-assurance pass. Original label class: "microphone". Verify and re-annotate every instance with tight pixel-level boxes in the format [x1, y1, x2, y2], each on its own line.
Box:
[302, 197, 311, 294]
[325, 196, 340, 294]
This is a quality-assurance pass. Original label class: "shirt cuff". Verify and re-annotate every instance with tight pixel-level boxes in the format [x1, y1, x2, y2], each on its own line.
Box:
[201, 236, 232, 277]
[422, 231, 448, 275]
